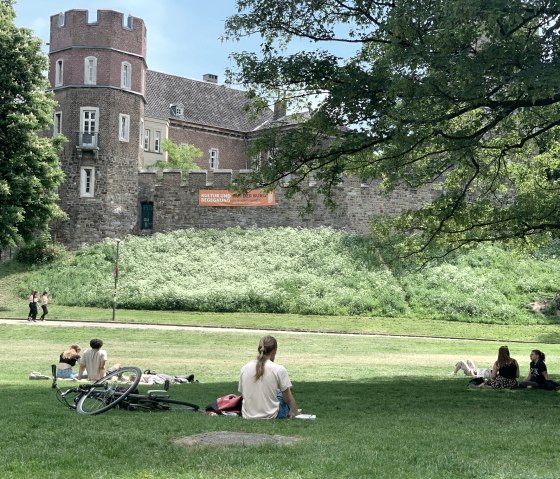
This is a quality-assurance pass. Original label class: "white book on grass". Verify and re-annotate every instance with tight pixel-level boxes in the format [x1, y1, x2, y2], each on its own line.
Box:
[295, 414, 316, 420]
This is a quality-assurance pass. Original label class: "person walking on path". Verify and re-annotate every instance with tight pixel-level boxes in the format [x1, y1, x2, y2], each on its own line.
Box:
[39, 291, 49, 321]
[27, 290, 38, 322]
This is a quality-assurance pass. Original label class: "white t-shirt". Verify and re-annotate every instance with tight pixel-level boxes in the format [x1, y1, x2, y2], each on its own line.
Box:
[238, 359, 292, 419]
[80, 348, 108, 381]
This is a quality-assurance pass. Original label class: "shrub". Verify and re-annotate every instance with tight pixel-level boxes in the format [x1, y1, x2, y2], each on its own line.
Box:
[15, 236, 65, 265]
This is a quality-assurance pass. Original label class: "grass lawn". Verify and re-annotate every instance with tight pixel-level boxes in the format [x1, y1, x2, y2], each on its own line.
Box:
[2, 323, 560, 478]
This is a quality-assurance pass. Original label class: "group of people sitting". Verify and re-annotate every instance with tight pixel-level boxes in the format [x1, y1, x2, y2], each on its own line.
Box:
[57, 335, 301, 419]
[452, 346, 560, 390]
[56, 339, 120, 382]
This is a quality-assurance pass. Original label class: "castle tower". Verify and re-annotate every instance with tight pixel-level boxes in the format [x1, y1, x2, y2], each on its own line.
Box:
[48, 9, 146, 247]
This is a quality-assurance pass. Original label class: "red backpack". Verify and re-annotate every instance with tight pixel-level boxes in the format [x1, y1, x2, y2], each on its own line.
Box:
[205, 394, 243, 416]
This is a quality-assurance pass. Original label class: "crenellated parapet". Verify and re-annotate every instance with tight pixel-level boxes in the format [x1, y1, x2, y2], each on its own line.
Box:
[49, 10, 146, 56]
[136, 169, 438, 236]
[48, 10, 147, 94]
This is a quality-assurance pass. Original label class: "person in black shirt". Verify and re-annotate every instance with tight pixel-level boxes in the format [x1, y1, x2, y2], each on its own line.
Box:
[56, 344, 84, 380]
[478, 346, 519, 389]
[518, 350, 560, 390]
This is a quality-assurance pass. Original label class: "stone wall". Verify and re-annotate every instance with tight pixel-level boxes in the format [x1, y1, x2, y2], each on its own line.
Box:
[138, 170, 437, 235]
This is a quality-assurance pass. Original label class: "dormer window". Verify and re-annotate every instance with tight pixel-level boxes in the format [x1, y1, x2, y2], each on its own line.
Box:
[171, 104, 184, 117]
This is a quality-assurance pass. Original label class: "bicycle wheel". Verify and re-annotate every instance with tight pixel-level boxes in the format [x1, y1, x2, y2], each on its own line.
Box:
[55, 387, 81, 410]
[151, 397, 200, 412]
[76, 366, 142, 415]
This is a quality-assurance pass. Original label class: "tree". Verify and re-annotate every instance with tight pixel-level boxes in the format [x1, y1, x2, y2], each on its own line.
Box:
[153, 139, 202, 172]
[225, 0, 560, 263]
[0, 0, 65, 249]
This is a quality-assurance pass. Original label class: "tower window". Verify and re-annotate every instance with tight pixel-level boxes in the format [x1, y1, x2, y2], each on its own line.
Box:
[53, 112, 62, 136]
[84, 56, 97, 85]
[121, 62, 131, 90]
[119, 114, 130, 142]
[57, 12, 65, 28]
[55, 59, 63, 86]
[80, 167, 95, 197]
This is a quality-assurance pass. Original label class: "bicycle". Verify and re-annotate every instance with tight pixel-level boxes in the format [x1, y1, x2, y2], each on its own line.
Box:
[51, 365, 200, 415]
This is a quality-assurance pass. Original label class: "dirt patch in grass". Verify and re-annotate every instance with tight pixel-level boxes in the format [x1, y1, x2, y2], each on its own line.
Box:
[174, 431, 302, 447]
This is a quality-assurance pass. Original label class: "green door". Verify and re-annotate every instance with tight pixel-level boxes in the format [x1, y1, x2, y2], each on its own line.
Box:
[140, 202, 153, 230]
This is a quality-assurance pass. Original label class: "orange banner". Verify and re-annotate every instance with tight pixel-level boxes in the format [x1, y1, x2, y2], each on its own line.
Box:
[199, 189, 276, 207]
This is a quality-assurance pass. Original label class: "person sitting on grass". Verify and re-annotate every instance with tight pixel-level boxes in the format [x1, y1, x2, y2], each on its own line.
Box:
[518, 350, 560, 390]
[238, 335, 300, 419]
[77, 338, 120, 381]
[56, 344, 84, 380]
[452, 359, 491, 378]
[477, 346, 519, 389]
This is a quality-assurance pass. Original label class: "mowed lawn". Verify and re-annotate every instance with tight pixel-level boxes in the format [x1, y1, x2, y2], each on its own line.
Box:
[2, 323, 560, 479]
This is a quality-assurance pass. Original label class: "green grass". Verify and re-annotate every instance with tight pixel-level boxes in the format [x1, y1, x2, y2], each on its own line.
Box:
[2, 324, 560, 479]
[6, 228, 560, 324]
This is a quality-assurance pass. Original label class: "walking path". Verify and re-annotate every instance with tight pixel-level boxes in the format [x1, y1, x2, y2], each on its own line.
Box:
[0, 317, 535, 343]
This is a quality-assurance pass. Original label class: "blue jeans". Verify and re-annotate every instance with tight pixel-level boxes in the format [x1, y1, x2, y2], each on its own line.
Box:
[57, 368, 84, 379]
[276, 390, 290, 419]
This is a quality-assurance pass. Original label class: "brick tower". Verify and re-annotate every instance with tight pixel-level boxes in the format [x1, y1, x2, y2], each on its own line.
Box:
[48, 9, 146, 247]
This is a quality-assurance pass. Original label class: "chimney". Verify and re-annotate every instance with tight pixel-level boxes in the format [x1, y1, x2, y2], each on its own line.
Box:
[273, 100, 287, 120]
[202, 73, 218, 84]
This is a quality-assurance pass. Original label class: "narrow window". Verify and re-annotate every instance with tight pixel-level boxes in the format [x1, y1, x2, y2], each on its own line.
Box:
[55, 59, 63, 86]
[119, 114, 130, 142]
[144, 129, 150, 150]
[53, 112, 62, 136]
[209, 148, 219, 170]
[154, 131, 161, 153]
[84, 56, 97, 85]
[57, 12, 65, 27]
[121, 62, 131, 89]
[80, 167, 95, 197]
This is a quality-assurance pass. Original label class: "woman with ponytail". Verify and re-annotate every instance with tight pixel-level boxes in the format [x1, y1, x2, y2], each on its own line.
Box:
[518, 350, 560, 390]
[238, 335, 300, 419]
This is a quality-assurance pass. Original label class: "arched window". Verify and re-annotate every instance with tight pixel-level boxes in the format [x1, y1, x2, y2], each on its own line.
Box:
[84, 56, 97, 85]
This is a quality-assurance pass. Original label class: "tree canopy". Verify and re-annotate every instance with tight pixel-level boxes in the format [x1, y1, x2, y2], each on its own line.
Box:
[0, 0, 65, 249]
[152, 139, 202, 172]
[225, 0, 560, 262]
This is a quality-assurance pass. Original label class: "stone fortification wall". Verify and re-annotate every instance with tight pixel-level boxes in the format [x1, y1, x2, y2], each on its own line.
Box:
[138, 170, 437, 234]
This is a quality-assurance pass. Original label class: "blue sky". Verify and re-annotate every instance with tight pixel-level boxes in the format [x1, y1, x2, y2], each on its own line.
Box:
[13, 0, 258, 84]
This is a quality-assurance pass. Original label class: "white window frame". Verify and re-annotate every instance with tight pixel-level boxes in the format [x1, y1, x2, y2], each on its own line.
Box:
[154, 130, 161, 153]
[144, 128, 151, 150]
[57, 12, 65, 27]
[121, 61, 131, 90]
[84, 56, 97, 85]
[55, 59, 63, 86]
[119, 114, 130, 142]
[53, 111, 62, 136]
[209, 148, 219, 170]
[80, 106, 99, 147]
[80, 167, 95, 197]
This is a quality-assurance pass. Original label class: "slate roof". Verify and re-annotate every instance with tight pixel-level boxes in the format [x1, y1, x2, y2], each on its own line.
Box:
[145, 70, 274, 132]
